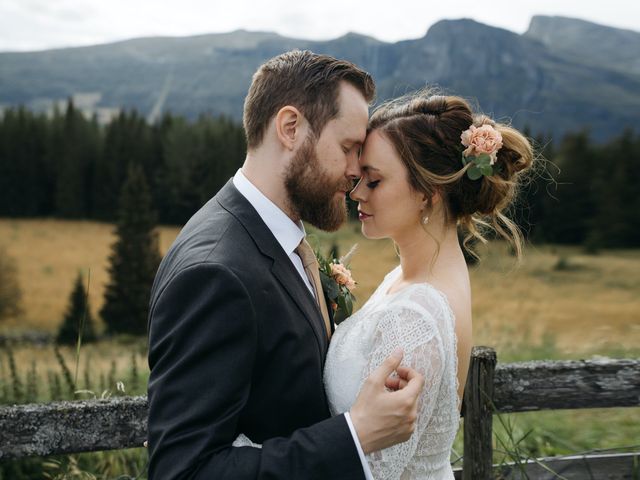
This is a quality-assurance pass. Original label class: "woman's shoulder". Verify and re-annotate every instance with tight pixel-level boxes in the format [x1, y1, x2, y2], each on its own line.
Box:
[372, 265, 464, 329]
[366, 287, 450, 347]
[370, 290, 449, 356]
[387, 282, 453, 320]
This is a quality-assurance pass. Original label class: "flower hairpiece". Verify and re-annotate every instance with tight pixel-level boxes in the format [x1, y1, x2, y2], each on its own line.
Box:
[316, 244, 357, 324]
[460, 124, 503, 180]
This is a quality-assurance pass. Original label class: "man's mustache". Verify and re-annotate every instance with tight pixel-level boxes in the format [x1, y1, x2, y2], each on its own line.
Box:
[338, 180, 354, 192]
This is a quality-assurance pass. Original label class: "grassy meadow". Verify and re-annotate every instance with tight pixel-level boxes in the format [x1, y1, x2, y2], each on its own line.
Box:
[2, 218, 639, 357]
[0, 218, 639, 478]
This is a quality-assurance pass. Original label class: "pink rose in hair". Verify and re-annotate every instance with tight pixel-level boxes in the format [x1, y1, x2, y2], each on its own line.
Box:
[460, 125, 503, 165]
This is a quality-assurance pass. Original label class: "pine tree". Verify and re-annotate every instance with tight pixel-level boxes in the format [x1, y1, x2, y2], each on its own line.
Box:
[56, 272, 97, 345]
[539, 130, 596, 244]
[0, 107, 46, 216]
[589, 129, 640, 248]
[54, 99, 100, 218]
[100, 163, 161, 335]
[93, 110, 152, 221]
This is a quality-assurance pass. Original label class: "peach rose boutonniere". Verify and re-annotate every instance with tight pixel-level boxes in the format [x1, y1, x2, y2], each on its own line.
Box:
[315, 244, 357, 324]
[460, 124, 503, 180]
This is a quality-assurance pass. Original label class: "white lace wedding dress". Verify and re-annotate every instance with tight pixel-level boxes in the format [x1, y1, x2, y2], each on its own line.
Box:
[324, 265, 460, 480]
[233, 265, 461, 479]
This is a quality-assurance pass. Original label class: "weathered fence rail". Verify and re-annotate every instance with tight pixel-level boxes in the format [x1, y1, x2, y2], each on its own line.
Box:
[493, 355, 640, 412]
[0, 396, 147, 459]
[458, 347, 640, 480]
[1, 347, 639, 479]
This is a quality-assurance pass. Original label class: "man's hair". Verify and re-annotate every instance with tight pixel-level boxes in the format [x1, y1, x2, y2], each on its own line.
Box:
[243, 50, 375, 149]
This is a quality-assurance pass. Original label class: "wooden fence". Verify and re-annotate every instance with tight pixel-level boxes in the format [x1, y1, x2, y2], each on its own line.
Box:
[458, 347, 640, 479]
[1, 346, 639, 479]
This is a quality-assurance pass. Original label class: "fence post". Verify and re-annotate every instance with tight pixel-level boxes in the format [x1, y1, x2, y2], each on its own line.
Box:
[462, 346, 497, 480]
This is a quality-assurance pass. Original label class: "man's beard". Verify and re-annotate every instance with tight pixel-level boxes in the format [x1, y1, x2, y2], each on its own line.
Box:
[285, 136, 351, 232]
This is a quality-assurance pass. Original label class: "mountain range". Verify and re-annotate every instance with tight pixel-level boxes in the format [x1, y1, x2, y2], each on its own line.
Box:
[1, 15, 639, 142]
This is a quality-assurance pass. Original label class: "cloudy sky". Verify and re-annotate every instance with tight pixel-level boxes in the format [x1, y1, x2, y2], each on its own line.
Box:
[1, 0, 639, 52]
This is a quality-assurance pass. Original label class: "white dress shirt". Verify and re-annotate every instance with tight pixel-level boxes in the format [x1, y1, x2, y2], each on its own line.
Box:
[233, 169, 373, 480]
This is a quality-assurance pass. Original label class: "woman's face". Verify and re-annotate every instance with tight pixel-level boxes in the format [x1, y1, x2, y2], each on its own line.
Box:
[350, 129, 426, 240]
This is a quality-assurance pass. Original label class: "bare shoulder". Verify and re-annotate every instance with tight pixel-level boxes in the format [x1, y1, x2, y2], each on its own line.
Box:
[431, 266, 473, 402]
[430, 268, 473, 352]
[430, 266, 471, 325]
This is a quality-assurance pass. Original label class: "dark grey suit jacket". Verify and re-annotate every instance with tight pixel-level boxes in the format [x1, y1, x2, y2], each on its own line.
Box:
[147, 179, 365, 479]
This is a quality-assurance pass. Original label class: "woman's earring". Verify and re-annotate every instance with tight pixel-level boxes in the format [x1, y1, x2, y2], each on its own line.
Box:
[422, 213, 429, 225]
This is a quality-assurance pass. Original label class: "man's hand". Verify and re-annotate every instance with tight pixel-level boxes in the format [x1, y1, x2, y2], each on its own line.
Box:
[384, 365, 412, 391]
[349, 348, 425, 454]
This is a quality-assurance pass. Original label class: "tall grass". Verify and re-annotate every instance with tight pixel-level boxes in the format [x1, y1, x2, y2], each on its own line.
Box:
[0, 338, 149, 479]
[0, 340, 148, 405]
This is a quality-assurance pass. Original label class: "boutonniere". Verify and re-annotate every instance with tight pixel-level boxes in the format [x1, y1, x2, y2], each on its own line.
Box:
[315, 244, 357, 324]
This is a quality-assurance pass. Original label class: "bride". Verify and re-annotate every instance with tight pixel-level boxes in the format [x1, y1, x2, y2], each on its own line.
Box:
[324, 91, 534, 479]
[235, 91, 534, 479]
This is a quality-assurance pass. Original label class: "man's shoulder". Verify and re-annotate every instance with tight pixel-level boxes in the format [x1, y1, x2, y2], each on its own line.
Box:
[152, 196, 264, 298]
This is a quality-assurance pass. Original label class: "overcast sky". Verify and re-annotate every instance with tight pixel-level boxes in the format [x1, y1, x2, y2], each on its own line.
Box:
[1, 0, 639, 52]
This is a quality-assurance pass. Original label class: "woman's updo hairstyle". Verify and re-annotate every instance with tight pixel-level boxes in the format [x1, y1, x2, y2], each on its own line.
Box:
[368, 89, 534, 259]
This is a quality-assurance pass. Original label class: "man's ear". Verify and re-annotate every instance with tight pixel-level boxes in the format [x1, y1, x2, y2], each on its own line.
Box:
[275, 106, 303, 151]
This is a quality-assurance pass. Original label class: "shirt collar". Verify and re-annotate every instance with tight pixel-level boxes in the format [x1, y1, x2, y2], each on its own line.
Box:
[233, 168, 305, 256]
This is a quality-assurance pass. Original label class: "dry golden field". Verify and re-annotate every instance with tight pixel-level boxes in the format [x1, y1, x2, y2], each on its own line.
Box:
[1, 218, 639, 358]
[0, 218, 180, 335]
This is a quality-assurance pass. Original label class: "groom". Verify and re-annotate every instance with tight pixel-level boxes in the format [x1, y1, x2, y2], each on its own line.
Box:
[147, 50, 425, 479]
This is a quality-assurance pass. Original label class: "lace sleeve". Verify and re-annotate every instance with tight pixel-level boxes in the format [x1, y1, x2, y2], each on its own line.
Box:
[364, 301, 447, 479]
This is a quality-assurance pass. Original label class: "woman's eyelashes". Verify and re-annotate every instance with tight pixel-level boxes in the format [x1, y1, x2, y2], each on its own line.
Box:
[366, 180, 380, 189]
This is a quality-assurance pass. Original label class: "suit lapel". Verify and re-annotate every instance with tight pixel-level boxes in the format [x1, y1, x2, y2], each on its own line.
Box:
[216, 180, 329, 359]
[270, 261, 328, 357]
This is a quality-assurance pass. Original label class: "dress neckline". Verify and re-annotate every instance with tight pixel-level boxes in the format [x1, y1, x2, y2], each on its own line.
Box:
[380, 266, 457, 326]
[382, 265, 447, 300]
[385, 281, 437, 297]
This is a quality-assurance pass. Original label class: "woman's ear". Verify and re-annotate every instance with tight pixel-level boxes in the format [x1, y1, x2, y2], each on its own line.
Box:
[421, 190, 440, 210]
[275, 106, 302, 151]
